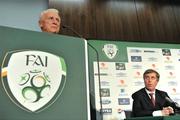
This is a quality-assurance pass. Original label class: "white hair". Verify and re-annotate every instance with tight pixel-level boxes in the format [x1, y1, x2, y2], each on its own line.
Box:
[39, 8, 60, 21]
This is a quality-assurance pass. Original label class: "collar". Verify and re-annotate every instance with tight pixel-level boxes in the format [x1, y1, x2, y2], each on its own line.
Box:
[145, 88, 156, 94]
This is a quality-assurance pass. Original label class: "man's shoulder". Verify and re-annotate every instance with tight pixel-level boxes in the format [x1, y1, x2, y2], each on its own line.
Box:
[132, 88, 145, 98]
[156, 89, 167, 95]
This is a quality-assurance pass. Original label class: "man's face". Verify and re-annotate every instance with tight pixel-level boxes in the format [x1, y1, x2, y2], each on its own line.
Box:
[144, 72, 158, 92]
[39, 12, 61, 33]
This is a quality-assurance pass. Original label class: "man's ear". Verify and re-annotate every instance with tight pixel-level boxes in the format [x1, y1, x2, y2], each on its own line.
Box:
[39, 21, 43, 29]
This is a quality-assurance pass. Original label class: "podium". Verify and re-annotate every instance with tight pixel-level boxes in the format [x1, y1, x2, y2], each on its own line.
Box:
[125, 115, 180, 120]
[0, 26, 90, 120]
[164, 115, 180, 120]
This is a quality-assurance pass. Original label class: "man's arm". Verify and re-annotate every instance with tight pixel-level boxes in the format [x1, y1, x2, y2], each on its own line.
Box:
[132, 95, 153, 117]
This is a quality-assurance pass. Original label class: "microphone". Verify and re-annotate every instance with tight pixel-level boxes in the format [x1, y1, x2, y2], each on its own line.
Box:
[62, 25, 83, 38]
[165, 96, 180, 110]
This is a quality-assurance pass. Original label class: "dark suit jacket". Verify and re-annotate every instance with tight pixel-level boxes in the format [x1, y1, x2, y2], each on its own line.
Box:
[132, 88, 172, 117]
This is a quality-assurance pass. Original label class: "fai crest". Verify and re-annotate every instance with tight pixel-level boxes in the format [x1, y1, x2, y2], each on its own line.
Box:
[1, 50, 67, 113]
[102, 44, 118, 59]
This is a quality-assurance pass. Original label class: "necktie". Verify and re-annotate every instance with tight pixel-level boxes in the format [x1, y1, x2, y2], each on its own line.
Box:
[149, 93, 155, 107]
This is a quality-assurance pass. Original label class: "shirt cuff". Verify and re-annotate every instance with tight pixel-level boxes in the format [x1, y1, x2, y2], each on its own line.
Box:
[152, 110, 162, 116]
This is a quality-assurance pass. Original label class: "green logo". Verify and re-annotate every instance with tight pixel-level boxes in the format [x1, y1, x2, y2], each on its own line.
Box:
[1, 50, 67, 113]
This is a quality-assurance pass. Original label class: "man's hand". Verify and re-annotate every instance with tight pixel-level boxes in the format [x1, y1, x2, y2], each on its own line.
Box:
[161, 106, 174, 116]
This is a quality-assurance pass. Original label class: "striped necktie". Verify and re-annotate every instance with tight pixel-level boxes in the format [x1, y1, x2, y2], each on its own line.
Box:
[149, 93, 155, 107]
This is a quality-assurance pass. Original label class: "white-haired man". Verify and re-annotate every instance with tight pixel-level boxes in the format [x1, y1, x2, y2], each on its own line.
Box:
[39, 8, 61, 33]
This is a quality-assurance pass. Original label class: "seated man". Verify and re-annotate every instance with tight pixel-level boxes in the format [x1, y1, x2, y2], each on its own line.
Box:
[132, 69, 174, 117]
[39, 8, 61, 34]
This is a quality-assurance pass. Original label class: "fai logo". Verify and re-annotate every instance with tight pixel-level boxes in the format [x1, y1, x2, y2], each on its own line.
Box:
[1, 50, 66, 113]
[102, 44, 118, 59]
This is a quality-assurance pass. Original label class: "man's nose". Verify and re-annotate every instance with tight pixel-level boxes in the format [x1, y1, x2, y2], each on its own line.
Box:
[52, 18, 58, 24]
[53, 22, 57, 25]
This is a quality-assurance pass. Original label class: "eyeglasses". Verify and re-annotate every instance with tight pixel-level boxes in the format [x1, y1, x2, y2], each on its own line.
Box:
[144, 76, 157, 80]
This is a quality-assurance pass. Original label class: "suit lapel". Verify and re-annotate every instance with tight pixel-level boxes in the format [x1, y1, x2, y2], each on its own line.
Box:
[142, 88, 154, 106]
[155, 90, 163, 106]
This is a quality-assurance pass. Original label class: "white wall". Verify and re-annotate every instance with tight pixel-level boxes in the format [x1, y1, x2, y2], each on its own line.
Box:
[0, 0, 48, 31]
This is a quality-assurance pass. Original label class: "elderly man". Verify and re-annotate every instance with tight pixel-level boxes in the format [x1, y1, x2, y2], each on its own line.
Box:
[39, 8, 61, 33]
[132, 69, 174, 117]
